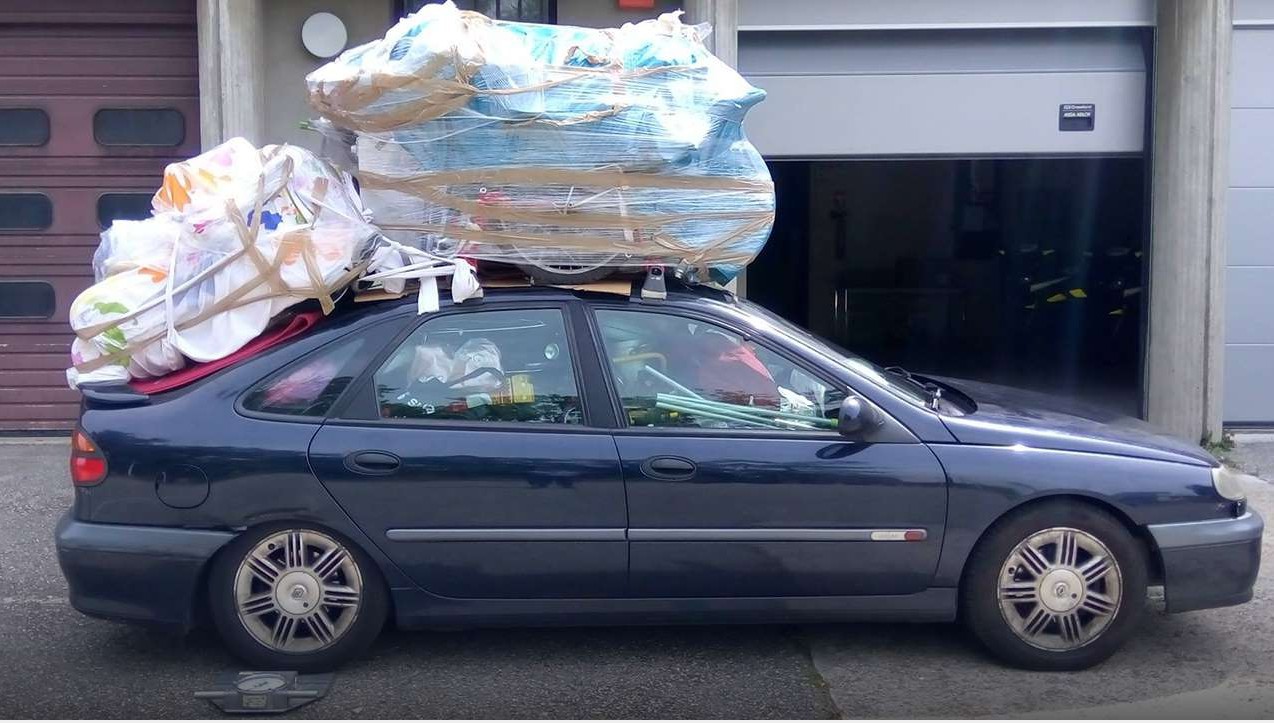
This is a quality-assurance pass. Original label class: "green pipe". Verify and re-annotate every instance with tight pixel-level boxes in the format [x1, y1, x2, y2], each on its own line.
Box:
[657, 394, 835, 429]
[655, 401, 782, 429]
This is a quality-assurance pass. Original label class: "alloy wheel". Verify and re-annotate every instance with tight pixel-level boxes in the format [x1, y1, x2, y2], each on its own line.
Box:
[997, 526, 1123, 651]
[233, 529, 363, 654]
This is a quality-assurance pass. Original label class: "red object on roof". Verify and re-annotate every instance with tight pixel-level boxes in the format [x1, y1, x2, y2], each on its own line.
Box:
[130, 311, 324, 394]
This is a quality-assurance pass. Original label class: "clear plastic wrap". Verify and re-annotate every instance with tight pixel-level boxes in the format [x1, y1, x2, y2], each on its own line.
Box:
[306, 2, 774, 282]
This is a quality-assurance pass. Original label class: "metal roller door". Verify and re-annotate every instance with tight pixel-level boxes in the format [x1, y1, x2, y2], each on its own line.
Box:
[0, 0, 199, 431]
[738, 27, 1148, 158]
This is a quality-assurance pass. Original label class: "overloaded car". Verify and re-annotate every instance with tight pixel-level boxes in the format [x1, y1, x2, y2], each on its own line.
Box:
[57, 281, 1262, 671]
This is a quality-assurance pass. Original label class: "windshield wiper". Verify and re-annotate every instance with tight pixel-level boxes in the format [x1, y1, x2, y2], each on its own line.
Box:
[884, 366, 943, 410]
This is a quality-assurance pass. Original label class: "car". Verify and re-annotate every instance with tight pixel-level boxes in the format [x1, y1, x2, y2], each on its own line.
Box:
[56, 280, 1262, 672]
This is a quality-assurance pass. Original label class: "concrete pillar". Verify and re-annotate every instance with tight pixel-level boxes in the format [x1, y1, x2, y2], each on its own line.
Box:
[1145, 0, 1231, 443]
[197, 0, 266, 148]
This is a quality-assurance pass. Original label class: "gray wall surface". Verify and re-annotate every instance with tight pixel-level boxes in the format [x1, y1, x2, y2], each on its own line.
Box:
[262, 0, 395, 153]
[1226, 17, 1274, 423]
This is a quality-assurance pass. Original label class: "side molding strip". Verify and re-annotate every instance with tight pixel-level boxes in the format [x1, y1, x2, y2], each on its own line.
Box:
[629, 528, 927, 542]
[385, 528, 627, 542]
[385, 528, 928, 543]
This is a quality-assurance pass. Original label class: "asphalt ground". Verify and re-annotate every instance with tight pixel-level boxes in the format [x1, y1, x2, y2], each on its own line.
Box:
[0, 438, 1270, 718]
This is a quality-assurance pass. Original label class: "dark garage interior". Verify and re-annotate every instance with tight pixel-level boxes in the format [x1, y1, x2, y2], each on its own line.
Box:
[748, 157, 1147, 415]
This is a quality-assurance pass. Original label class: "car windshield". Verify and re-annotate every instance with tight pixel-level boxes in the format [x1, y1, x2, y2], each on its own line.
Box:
[736, 299, 935, 409]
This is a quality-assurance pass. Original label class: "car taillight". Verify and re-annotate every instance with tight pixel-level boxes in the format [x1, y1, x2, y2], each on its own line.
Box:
[70, 428, 107, 486]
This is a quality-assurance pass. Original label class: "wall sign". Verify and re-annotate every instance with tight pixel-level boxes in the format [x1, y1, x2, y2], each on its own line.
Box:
[1059, 103, 1096, 132]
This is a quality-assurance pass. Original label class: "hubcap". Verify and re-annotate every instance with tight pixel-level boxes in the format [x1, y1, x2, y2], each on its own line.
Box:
[233, 530, 363, 653]
[997, 526, 1122, 651]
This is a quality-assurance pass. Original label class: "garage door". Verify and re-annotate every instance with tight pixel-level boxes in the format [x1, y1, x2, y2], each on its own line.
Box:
[1225, 4, 1274, 424]
[0, 0, 199, 432]
[735, 0, 1151, 158]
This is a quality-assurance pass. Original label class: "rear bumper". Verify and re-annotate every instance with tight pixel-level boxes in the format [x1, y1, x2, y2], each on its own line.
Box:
[1148, 510, 1264, 613]
[55, 512, 235, 629]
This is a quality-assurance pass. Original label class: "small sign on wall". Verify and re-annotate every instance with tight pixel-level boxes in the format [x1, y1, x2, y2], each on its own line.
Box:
[1059, 103, 1096, 132]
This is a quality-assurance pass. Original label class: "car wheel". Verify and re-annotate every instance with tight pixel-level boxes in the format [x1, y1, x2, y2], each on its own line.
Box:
[208, 525, 388, 672]
[961, 501, 1148, 670]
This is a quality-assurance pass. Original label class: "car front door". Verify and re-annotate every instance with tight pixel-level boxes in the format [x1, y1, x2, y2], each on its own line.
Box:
[308, 303, 628, 598]
[589, 305, 948, 598]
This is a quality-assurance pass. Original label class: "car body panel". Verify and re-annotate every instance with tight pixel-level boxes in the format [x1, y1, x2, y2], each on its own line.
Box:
[1148, 510, 1264, 612]
[614, 432, 948, 596]
[928, 443, 1237, 588]
[309, 422, 629, 598]
[933, 376, 1216, 467]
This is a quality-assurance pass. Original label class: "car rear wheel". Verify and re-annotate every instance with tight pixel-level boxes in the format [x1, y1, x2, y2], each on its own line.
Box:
[208, 525, 388, 672]
[961, 501, 1148, 670]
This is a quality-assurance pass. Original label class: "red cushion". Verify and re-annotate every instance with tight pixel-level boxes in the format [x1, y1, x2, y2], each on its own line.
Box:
[130, 311, 324, 394]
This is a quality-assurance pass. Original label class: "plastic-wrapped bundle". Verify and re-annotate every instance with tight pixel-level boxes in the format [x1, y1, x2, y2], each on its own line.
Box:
[306, 2, 773, 282]
[66, 139, 378, 387]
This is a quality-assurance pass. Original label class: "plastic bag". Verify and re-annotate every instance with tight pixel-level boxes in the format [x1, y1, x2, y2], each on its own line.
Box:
[67, 140, 378, 387]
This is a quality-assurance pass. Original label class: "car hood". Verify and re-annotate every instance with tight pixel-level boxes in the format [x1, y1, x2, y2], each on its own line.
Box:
[929, 376, 1216, 467]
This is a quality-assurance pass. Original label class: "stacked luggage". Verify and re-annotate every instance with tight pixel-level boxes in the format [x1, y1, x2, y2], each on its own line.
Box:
[306, 1, 774, 284]
[66, 2, 773, 387]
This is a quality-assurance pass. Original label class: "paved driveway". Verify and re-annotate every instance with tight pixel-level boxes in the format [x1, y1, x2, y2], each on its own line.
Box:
[0, 438, 1269, 718]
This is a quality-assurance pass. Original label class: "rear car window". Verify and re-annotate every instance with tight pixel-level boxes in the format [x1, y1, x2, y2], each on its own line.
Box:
[372, 308, 582, 425]
[242, 337, 366, 417]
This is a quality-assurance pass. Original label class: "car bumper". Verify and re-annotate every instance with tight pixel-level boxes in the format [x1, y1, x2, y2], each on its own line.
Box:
[1147, 509, 1264, 613]
[55, 512, 236, 629]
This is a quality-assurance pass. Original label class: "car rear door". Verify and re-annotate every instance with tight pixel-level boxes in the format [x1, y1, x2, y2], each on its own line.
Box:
[308, 301, 628, 598]
[588, 303, 948, 598]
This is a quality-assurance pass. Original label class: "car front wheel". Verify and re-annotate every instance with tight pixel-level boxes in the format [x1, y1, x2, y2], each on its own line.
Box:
[208, 525, 388, 672]
[961, 501, 1148, 670]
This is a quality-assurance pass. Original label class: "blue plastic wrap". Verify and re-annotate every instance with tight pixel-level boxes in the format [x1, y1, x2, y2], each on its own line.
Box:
[307, 1, 773, 281]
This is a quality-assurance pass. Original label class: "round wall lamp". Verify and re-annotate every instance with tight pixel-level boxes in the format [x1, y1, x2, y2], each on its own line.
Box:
[302, 12, 348, 59]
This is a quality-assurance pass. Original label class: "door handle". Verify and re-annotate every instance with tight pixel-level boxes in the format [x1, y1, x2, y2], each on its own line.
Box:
[641, 456, 697, 480]
[344, 451, 401, 476]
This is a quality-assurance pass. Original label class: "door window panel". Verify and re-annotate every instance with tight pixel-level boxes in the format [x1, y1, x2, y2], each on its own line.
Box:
[374, 308, 582, 424]
[0, 280, 55, 319]
[97, 193, 154, 229]
[93, 108, 185, 146]
[0, 193, 52, 230]
[0, 109, 50, 146]
[595, 309, 845, 431]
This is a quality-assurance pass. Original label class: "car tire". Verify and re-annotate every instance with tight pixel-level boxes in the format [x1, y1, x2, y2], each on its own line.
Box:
[961, 500, 1148, 671]
[208, 524, 388, 672]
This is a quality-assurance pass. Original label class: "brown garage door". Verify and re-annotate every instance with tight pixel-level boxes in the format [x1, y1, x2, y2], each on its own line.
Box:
[0, 0, 199, 432]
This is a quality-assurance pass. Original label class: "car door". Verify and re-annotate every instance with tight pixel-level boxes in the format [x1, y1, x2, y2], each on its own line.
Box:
[589, 304, 948, 598]
[308, 303, 628, 598]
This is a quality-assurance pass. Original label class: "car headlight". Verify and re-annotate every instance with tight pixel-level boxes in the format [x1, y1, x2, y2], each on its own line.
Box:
[1211, 465, 1248, 502]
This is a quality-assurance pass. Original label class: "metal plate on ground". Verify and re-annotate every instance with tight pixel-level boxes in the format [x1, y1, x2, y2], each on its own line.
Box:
[195, 671, 333, 714]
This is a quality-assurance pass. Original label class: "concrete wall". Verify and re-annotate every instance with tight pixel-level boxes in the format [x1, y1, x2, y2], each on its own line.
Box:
[556, 0, 680, 28]
[261, 0, 395, 152]
[1225, 3, 1274, 423]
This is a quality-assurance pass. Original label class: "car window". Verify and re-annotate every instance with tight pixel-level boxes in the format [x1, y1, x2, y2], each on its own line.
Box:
[373, 308, 582, 425]
[736, 298, 934, 409]
[242, 336, 366, 417]
[594, 309, 846, 431]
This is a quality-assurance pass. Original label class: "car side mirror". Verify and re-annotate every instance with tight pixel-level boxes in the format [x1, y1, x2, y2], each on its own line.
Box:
[838, 396, 881, 438]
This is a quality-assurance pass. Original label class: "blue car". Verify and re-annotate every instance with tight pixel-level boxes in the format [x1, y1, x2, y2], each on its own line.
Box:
[57, 282, 1262, 672]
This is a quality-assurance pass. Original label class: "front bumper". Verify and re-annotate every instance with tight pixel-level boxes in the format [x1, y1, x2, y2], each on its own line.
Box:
[55, 512, 236, 629]
[1147, 510, 1264, 613]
